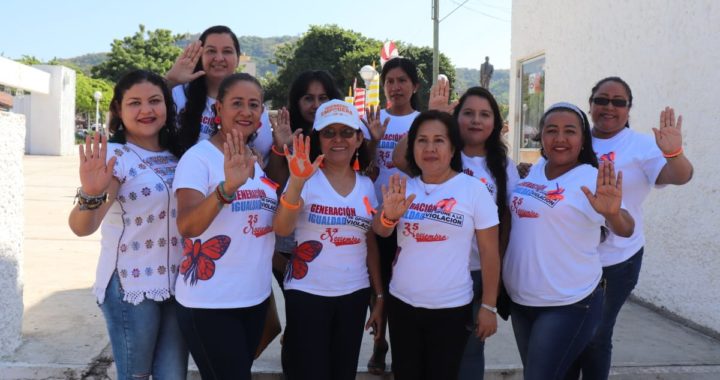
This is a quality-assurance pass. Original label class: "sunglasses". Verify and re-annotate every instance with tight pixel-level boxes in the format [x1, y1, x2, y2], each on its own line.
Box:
[591, 97, 629, 108]
[319, 128, 358, 139]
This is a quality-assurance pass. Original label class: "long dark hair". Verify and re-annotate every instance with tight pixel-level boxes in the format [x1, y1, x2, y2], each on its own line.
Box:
[177, 26, 240, 156]
[380, 57, 419, 111]
[589, 76, 633, 128]
[453, 86, 508, 224]
[108, 70, 177, 154]
[288, 70, 342, 135]
[405, 110, 464, 177]
[536, 104, 598, 168]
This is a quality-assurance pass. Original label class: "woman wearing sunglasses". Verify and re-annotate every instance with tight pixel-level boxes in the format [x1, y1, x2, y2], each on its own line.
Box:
[566, 77, 694, 380]
[273, 99, 384, 380]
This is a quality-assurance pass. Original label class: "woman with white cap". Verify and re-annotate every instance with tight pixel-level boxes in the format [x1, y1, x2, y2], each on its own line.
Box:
[273, 99, 385, 380]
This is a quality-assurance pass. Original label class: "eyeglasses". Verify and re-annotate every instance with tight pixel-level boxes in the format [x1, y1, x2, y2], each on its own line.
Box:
[319, 128, 358, 139]
[591, 97, 629, 108]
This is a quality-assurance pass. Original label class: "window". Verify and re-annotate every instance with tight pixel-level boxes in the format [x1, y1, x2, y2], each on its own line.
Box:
[517, 56, 545, 161]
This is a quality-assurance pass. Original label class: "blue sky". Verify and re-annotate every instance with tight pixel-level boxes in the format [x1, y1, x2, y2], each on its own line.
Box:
[0, 0, 511, 69]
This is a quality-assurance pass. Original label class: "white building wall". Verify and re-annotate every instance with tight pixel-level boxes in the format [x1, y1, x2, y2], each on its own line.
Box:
[0, 111, 26, 356]
[510, 0, 720, 333]
[23, 66, 76, 156]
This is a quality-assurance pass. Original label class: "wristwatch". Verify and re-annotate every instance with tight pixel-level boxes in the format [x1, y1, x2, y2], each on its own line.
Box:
[480, 303, 497, 314]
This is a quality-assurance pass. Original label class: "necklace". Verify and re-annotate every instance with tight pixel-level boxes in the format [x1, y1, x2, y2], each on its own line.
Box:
[422, 180, 440, 195]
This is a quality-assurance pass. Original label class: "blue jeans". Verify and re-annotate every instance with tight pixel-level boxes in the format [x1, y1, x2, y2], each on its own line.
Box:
[511, 283, 605, 380]
[99, 272, 188, 380]
[458, 270, 485, 380]
[565, 248, 644, 380]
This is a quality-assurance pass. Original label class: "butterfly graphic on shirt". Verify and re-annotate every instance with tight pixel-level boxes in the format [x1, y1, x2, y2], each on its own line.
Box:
[599, 151, 616, 163]
[285, 240, 323, 281]
[545, 183, 565, 201]
[435, 197, 457, 213]
[179, 235, 231, 285]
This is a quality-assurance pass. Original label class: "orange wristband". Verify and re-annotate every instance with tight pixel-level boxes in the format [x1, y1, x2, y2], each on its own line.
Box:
[663, 147, 683, 158]
[380, 210, 399, 228]
[280, 194, 301, 210]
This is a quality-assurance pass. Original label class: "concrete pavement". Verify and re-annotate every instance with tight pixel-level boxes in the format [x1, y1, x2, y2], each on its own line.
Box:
[1, 154, 719, 379]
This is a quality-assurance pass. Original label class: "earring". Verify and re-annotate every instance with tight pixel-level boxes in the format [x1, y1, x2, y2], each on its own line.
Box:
[118, 123, 124, 131]
[352, 150, 360, 171]
[214, 116, 221, 125]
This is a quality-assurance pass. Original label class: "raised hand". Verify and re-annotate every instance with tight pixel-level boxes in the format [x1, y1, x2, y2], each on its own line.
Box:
[166, 40, 206, 86]
[78, 133, 116, 196]
[652, 106, 683, 155]
[582, 161, 623, 217]
[285, 134, 323, 180]
[270, 107, 295, 149]
[363, 105, 390, 142]
[428, 77, 459, 114]
[381, 174, 416, 220]
[223, 129, 256, 193]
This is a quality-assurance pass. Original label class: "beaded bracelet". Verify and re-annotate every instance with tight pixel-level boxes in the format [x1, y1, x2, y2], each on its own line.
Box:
[215, 184, 234, 205]
[75, 187, 108, 211]
[280, 194, 301, 210]
[380, 211, 399, 228]
[663, 147, 683, 158]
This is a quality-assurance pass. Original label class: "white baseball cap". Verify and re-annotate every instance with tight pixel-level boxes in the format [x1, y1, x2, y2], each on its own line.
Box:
[313, 99, 370, 139]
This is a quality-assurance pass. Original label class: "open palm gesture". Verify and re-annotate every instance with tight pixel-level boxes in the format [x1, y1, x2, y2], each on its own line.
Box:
[78, 133, 116, 196]
[363, 105, 390, 142]
[166, 40, 205, 86]
[428, 77, 458, 114]
[381, 174, 416, 220]
[223, 129, 256, 193]
[653, 106, 683, 155]
[582, 161, 623, 217]
[285, 134, 323, 182]
[270, 107, 295, 149]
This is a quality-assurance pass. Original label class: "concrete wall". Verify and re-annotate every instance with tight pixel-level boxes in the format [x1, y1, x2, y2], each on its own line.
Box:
[0, 111, 26, 356]
[17, 66, 76, 156]
[509, 0, 720, 333]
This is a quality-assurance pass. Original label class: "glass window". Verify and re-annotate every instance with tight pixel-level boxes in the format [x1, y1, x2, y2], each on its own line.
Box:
[518, 56, 545, 151]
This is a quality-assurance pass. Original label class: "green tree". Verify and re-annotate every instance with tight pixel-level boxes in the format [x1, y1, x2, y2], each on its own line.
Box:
[92, 25, 185, 82]
[265, 25, 455, 110]
[16, 55, 42, 65]
[75, 73, 113, 123]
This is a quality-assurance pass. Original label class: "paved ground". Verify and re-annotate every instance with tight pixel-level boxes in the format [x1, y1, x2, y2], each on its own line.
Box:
[1, 154, 719, 379]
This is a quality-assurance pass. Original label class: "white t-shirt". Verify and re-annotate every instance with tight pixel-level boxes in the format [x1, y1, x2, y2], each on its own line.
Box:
[461, 152, 520, 271]
[96, 143, 182, 305]
[592, 128, 665, 266]
[172, 84, 273, 163]
[373, 109, 420, 201]
[389, 174, 499, 309]
[283, 171, 378, 296]
[173, 140, 278, 308]
[503, 161, 605, 307]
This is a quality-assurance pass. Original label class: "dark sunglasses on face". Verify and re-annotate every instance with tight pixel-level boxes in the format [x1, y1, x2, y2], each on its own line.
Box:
[592, 97, 629, 108]
[319, 127, 358, 139]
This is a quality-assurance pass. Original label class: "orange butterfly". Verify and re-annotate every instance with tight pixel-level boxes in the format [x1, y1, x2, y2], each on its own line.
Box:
[180, 235, 231, 285]
[285, 240, 323, 281]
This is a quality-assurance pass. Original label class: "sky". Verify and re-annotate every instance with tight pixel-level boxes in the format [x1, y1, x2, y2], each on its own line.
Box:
[0, 0, 512, 69]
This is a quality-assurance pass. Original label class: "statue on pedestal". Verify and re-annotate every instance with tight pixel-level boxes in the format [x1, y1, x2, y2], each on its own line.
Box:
[480, 56, 494, 89]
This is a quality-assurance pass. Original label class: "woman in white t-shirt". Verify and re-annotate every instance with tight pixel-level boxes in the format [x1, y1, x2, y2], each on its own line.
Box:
[173, 73, 278, 379]
[503, 103, 635, 380]
[273, 100, 384, 380]
[566, 77, 694, 380]
[68, 70, 188, 379]
[166, 25, 283, 170]
[374, 110, 501, 379]
[365, 57, 422, 374]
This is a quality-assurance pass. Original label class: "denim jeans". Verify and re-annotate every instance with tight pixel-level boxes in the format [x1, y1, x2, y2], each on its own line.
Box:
[511, 283, 605, 380]
[99, 272, 188, 380]
[458, 270, 485, 380]
[565, 248, 644, 380]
